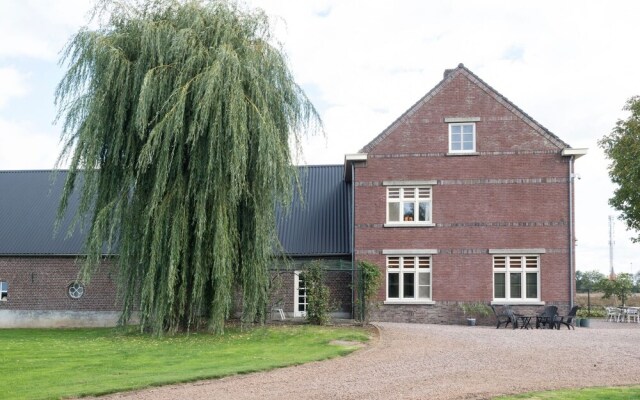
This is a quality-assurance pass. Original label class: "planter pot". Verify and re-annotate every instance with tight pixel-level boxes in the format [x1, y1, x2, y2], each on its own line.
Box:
[575, 317, 582, 327]
[581, 318, 590, 328]
[467, 318, 476, 326]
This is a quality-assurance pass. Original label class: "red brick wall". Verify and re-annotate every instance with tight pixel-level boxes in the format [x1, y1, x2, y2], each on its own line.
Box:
[0, 257, 120, 311]
[355, 71, 574, 321]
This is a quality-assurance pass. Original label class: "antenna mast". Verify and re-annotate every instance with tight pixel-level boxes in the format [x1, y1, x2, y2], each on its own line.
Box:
[609, 215, 616, 279]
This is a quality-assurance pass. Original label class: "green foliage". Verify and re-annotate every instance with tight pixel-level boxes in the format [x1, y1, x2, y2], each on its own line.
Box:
[598, 96, 640, 242]
[303, 261, 331, 325]
[575, 270, 606, 292]
[54, 0, 320, 334]
[356, 260, 382, 323]
[1, 326, 368, 399]
[576, 307, 605, 318]
[598, 273, 634, 306]
[496, 385, 640, 399]
[459, 302, 492, 318]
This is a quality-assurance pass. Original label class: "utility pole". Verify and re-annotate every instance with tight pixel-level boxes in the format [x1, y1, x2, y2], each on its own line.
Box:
[609, 215, 616, 280]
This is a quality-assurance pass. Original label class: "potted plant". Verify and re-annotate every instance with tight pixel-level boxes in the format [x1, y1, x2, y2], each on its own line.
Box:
[576, 308, 590, 327]
[459, 302, 492, 326]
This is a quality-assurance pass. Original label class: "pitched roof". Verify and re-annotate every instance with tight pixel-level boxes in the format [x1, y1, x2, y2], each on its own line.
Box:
[0, 170, 85, 255]
[0, 167, 351, 257]
[360, 63, 570, 153]
[276, 165, 352, 256]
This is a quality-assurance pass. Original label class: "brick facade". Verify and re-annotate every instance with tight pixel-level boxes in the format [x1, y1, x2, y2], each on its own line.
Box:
[354, 66, 577, 322]
[0, 257, 120, 311]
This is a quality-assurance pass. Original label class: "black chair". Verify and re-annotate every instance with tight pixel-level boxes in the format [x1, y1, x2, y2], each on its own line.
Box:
[490, 304, 512, 329]
[555, 306, 580, 330]
[536, 305, 559, 329]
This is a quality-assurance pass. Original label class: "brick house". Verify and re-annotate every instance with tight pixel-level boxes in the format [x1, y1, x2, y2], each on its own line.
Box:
[0, 64, 585, 326]
[347, 63, 586, 323]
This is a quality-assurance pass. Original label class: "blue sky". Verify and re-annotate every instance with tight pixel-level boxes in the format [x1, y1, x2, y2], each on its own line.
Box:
[1, 0, 640, 276]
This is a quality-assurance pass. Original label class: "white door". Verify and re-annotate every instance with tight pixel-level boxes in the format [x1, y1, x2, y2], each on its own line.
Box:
[294, 271, 307, 317]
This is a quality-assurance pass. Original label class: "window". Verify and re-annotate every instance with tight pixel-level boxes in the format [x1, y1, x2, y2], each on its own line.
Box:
[0, 281, 7, 301]
[449, 123, 475, 153]
[387, 187, 432, 224]
[68, 282, 85, 299]
[294, 272, 307, 317]
[493, 255, 540, 302]
[386, 256, 431, 301]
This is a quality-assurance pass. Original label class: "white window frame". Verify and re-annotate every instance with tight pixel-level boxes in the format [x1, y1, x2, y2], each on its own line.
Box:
[68, 282, 85, 299]
[492, 255, 541, 303]
[0, 281, 6, 301]
[385, 255, 433, 304]
[448, 122, 476, 153]
[386, 186, 433, 226]
[294, 271, 307, 317]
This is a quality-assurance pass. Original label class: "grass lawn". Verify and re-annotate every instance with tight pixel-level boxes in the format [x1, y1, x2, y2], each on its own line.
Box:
[496, 386, 640, 399]
[1, 324, 369, 399]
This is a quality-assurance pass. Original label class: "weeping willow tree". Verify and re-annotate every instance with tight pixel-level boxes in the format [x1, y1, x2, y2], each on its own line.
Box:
[55, 0, 320, 334]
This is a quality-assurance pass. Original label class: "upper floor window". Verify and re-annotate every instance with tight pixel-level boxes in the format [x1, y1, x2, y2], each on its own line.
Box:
[387, 186, 432, 224]
[387, 255, 432, 301]
[449, 123, 475, 153]
[0, 281, 7, 301]
[493, 255, 540, 302]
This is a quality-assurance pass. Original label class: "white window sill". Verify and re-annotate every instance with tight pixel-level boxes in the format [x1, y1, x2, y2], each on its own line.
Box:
[446, 152, 479, 156]
[491, 300, 545, 306]
[384, 300, 435, 305]
[384, 223, 435, 228]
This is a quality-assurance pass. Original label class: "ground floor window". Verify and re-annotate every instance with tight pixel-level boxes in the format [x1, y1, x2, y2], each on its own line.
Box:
[294, 272, 307, 317]
[68, 282, 85, 299]
[386, 256, 431, 301]
[0, 281, 6, 300]
[493, 255, 540, 301]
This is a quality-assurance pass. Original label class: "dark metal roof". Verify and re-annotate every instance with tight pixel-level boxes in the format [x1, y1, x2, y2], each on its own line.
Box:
[0, 170, 85, 255]
[276, 165, 352, 256]
[0, 167, 352, 257]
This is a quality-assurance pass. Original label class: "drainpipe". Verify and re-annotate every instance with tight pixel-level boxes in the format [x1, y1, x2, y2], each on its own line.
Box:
[568, 155, 575, 308]
[351, 161, 356, 320]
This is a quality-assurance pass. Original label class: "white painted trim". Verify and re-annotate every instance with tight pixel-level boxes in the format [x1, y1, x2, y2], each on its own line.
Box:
[444, 117, 481, 122]
[491, 301, 546, 306]
[344, 153, 368, 161]
[445, 152, 480, 157]
[489, 248, 546, 254]
[383, 180, 437, 186]
[384, 300, 436, 305]
[293, 271, 307, 318]
[561, 148, 588, 159]
[384, 223, 436, 228]
[383, 249, 438, 255]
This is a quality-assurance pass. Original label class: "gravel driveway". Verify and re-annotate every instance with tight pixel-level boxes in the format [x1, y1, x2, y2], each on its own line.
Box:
[100, 320, 640, 400]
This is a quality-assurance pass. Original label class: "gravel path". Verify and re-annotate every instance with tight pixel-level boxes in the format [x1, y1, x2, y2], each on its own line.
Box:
[99, 320, 640, 400]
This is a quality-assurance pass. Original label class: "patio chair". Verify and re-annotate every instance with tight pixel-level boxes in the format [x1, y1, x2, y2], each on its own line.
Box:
[490, 304, 512, 329]
[624, 307, 639, 323]
[535, 305, 558, 329]
[606, 306, 622, 322]
[555, 305, 580, 330]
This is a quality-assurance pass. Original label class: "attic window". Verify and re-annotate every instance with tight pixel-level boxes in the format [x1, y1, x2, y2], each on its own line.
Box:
[449, 123, 476, 153]
[0, 281, 7, 301]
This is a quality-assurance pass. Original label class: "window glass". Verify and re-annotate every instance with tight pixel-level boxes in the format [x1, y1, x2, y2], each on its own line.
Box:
[68, 282, 85, 299]
[0, 281, 7, 300]
[510, 273, 522, 298]
[526, 273, 537, 298]
[418, 272, 431, 299]
[494, 273, 505, 298]
[388, 273, 399, 298]
[388, 202, 400, 221]
[403, 273, 415, 298]
[403, 202, 414, 221]
[449, 123, 475, 153]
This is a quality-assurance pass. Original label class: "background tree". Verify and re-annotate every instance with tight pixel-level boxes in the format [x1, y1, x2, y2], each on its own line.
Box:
[599, 96, 640, 242]
[575, 270, 605, 293]
[55, 0, 320, 334]
[598, 273, 634, 306]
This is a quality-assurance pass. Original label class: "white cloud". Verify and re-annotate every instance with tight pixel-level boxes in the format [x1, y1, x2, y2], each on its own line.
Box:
[0, 119, 62, 170]
[0, 67, 29, 107]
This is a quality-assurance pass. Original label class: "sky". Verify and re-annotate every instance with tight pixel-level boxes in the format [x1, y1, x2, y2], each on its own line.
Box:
[0, 0, 639, 276]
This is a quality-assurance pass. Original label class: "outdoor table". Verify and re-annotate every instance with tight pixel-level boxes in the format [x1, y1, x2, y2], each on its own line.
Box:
[513, 315, 533, 329]
[535, 315, 558, 329]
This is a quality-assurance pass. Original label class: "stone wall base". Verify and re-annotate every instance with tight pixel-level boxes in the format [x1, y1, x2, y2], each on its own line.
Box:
[0, 310, 139, 328]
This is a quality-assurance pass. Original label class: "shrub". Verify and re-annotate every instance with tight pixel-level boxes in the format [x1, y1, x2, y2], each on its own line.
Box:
[356, 261, 382, 323]
[303, 261, 331, 325]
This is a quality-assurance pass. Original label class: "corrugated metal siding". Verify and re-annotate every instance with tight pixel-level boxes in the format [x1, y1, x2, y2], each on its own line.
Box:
[276, 165, 351, 256]
[0, 167, 352, 257]
[0, 170, 85, 255]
